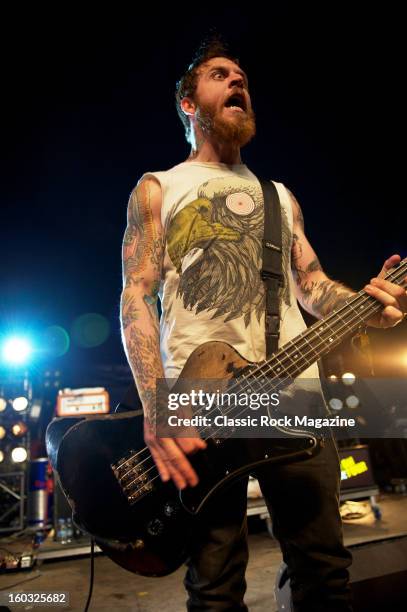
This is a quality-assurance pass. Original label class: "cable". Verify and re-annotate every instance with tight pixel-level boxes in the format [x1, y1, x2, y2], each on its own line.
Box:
[83, 537, 95, 612]
[0, 569, 41, 591]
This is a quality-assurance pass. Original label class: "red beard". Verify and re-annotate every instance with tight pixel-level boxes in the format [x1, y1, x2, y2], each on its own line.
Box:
[196, 101, 256, 148]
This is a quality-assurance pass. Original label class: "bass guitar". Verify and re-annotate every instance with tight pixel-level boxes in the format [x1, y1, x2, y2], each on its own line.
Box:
[46, 259, 407, 576]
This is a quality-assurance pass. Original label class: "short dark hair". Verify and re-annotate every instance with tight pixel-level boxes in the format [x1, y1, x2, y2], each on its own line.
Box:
[175, 35, 239, 144]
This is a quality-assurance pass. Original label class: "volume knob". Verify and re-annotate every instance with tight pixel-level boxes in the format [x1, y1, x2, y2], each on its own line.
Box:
[147, 518, 164, 536]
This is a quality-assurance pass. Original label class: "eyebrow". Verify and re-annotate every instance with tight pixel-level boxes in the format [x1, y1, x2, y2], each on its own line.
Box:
[207, 64, 249, 85]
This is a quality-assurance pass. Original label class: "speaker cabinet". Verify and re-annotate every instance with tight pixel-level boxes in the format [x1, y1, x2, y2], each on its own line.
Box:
[349, 536, 407, 611]
[275, 535, 407, 611]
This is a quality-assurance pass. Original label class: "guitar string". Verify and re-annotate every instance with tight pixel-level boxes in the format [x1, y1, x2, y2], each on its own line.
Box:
[199, 261, 406, 437]
[184, 260, 405, 426]
[116, 263, 407, 493]
[118, 276, 405, 493]
[117, 262, 407, 490]
[121, 299, 383, 498]
[118, 297, 384, 494]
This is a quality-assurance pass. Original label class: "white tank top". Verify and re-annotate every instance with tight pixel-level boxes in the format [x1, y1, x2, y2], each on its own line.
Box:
[140, 161, 320, 383]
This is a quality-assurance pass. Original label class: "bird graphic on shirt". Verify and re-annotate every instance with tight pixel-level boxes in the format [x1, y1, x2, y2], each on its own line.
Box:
[166, 177, 291, 326]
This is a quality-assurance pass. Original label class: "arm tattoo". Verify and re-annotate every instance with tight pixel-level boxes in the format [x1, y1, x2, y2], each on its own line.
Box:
[293, 255, 353, 318]
[289, 191, 354, 317]
[292, 233, 303, 263]
[121, 276, 160, 331]
[123, 181, 164, 276]
[299, 279, 352, 317]
[292, 256, 323, 282]
[127, 327, 160, 424]
[121, 291, 139, 329]
[120, 180, 165, 420]
[127, 327, 157, 389]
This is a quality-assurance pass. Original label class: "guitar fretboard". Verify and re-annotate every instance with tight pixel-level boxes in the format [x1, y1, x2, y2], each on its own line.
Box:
[241, 258, 407, 384]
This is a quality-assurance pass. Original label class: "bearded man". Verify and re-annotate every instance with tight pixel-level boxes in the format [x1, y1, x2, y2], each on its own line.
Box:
[120, 37, 407, 611]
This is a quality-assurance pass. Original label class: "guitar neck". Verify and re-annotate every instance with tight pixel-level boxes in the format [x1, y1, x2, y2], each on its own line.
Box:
[261, 258, 407, 380]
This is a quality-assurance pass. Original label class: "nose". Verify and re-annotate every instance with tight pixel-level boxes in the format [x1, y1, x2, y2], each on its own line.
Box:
[229, 73, 244, 88]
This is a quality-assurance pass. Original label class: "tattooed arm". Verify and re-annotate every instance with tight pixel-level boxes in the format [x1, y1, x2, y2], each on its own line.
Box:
[289, 190, 354, 318]
[120, 177, 165, 420]
[120, 177, 205, 490]
[289, 190, 407, 326]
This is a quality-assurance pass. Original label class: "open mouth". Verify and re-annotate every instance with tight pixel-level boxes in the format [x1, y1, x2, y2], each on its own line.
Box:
[224, 92, 247, 112]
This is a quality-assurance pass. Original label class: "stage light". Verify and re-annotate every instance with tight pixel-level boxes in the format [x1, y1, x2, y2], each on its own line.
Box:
[328, 375, 338, 382]
[11, 447, 28, 463]
[12, 396, 28, 412]
[2, 337, 32, 365]
[29, 401, 41, 419]
[0, 426, 6, 440]
[342, 372, 356, 386]
[345, 395, 360, 409]
[0, 398, 7, 412]
[11, 422, 28, 437]
[0, 451, 4, 463]
[329, 398, 343, 411]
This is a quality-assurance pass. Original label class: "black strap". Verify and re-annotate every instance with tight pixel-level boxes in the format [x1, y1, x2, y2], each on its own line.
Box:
[259, 180, 284, 358]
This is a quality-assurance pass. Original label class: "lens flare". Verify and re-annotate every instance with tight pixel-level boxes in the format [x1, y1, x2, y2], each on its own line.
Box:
[2, 337, 32, 365]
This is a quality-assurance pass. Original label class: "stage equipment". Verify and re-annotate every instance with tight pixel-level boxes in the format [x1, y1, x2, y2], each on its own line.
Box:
[56, 387, 110, 416]
[275, 536, 407, 611]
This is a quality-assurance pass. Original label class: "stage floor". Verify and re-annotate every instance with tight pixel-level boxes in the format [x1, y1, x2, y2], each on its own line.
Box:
[1, 493, 407, 611]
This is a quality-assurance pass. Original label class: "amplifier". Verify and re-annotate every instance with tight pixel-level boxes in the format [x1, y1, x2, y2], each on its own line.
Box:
[275, 536, 407, 611]
[56, 387, 109, 416]
[339, 444, 376, 491]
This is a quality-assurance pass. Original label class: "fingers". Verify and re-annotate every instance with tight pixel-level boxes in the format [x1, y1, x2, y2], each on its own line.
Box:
[378, 254, 401, 279]
[163, 440, 198, 488]
[380, 305, 405, 328]
[148, 444, 171, 483]
[177, 436, 207, 455]
[367, 253, 407, 329]
[366, 277, 407, 308]
[365, 278, 407, 327]
[147, 436, 204, 489]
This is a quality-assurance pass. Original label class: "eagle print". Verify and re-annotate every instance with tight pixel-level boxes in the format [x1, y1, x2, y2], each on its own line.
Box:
[166, 177, 292, 327]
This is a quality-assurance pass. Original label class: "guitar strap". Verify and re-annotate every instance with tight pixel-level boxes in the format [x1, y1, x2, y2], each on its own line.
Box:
[117, 178, 285, 414]
[259, 179, 284, 358]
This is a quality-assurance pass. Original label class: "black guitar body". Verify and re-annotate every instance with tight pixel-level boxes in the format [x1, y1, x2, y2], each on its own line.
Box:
[47, 341, 324, 575]
[46, 262, 407, 576]
[49, 407, 318, 575]
[54, 411, 192, 575]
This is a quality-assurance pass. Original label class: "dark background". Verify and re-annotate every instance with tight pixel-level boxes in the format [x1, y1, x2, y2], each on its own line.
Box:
[1, 5, 406, 383]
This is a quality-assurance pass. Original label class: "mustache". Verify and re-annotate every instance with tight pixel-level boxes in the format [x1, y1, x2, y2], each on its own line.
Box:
[196, 102, 256, 147]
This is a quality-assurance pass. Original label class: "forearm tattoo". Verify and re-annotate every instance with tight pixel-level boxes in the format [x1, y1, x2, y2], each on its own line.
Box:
[290, 192, 354, 318]
[120, 180, 165, 423]
[295, 275, 353, 317]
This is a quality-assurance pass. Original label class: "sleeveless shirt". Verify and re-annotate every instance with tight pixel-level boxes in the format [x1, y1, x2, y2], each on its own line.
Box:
[139, 161, 321, 387]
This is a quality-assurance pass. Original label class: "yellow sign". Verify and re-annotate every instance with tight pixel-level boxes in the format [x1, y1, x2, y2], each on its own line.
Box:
[340, 455, 368, 480]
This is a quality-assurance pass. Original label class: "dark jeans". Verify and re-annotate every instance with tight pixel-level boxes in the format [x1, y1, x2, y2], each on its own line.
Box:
[184, 437, 353, 611]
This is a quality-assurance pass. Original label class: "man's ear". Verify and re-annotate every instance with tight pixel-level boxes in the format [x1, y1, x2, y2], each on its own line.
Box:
[181, 97, 196, 117]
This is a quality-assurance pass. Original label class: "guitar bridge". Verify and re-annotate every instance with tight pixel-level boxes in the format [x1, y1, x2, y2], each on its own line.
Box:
[111, 450, 154, 504]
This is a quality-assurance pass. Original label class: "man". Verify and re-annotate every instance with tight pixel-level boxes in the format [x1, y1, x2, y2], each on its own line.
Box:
[120, 38, 406, 611]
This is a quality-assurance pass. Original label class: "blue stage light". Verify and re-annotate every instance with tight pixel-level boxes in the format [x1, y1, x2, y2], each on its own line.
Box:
[2, 337, 33, 365]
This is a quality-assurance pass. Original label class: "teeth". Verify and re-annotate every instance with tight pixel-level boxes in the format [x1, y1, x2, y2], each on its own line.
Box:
[228, 106, 244, 112]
